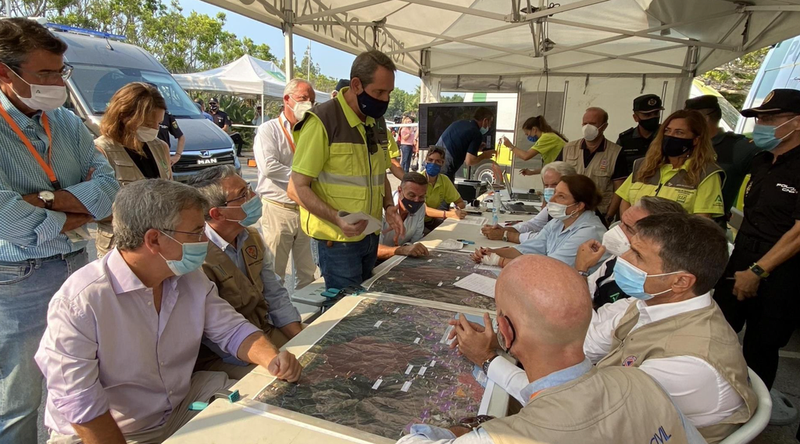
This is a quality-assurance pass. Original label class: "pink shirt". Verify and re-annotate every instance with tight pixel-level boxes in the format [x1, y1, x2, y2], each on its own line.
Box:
[35, 249, 261, 435]
[399, 127, 416, 146]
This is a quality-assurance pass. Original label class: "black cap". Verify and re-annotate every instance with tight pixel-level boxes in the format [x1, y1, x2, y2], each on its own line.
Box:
[633, 94, 664, 112]
[741, 89, 800, 117]
[334, 79, 350, 92]
[209, 97, 218, 104]
[685, 95, 720, 113]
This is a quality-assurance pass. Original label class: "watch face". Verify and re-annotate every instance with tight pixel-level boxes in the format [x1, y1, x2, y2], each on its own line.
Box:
[40, 191, 55, 200]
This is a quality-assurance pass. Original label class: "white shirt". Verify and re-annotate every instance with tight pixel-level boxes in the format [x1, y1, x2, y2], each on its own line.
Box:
[512, 207, 550, 242]
[380, 191, 425, 247]
[488, 293, 745, 428]
[587, 255, 615, 296]
[253, 114, 295, 204]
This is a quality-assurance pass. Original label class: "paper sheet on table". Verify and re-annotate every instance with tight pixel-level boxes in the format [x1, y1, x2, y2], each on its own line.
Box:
[476, 264, 502, 276]
[434, 239, 464, 250]
[337, 211, 382, 235]
[457, 215, 487, 226]
[454, 273, 497, 298]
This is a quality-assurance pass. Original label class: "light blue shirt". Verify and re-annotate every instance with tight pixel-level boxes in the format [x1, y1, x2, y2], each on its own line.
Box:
[205, 225, 301, 328]
[0, 92, 119, 262]
[514, 210, 609, 272]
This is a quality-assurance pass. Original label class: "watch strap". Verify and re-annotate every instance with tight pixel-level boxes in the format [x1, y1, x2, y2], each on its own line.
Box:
[749, 263, 769, 278]
[482, 354, 499, 375]
[502, 231, 508, 242]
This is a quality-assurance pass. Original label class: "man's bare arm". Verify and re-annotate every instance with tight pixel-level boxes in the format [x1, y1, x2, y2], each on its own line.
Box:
[72, 411, 126, 444]
[288, 172, 338, 224]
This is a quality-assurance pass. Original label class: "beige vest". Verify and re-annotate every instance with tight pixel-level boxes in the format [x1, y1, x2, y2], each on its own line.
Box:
[561, 138, 622, 214]
[196, 227, 274, 369]
[597, 300, 757, 443]
[94, 136, 172, 257]
[482, 366, 690, 444]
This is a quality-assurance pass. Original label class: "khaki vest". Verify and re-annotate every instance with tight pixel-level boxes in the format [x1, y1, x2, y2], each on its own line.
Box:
[196, 227, 274, 369]
[482, 366, 691, 444]
[94, 136, 172, 257]
[294, 90, 390, 242]
[561, 138, 622, 214]
[597, 300, 757, 443]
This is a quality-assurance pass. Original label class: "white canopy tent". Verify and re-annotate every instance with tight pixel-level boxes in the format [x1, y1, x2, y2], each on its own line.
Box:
[173, 54, 330, 121]
[198, 0, 800, 137]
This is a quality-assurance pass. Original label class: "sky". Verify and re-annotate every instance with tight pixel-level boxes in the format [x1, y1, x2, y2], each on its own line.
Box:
[178, 0, 421, 92]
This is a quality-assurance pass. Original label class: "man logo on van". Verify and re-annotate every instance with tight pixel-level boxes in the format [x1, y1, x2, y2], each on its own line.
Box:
[650, 426, 672, 444]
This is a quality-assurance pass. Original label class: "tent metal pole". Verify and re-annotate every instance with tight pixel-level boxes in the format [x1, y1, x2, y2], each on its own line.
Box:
[261, 94, 265, 122]
[295, 0, 386, 23]
[282, 1, 294, 80]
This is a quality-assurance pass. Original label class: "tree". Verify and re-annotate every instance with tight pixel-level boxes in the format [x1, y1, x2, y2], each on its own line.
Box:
[699, 47, 769, 110]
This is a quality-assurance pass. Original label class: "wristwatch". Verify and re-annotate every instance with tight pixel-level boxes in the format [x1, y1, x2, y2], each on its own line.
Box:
[38, 191, 55, 210]
[577, 270, 590, 277]
[502, 231, 509, 242]
[749, 263, 769, 279]
[481, 353, 499, 375]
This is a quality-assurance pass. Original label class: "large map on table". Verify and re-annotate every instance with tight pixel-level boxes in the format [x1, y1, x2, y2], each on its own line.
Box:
[254, 299, 488, 440]
[366, 250, 498, 310]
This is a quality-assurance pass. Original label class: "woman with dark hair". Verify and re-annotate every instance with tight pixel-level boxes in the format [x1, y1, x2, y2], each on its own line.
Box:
[501, 115, 568, 175]
[616, 109, 724, 218]
[472, 174, 608, 270]
[94, 82, 173, 257]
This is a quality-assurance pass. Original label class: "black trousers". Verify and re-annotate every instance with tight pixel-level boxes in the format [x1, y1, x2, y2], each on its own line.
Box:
[230, 132, 244, 156]
[713, 235, 800, 390]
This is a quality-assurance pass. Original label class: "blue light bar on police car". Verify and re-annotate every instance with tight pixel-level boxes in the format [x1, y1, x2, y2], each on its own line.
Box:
[45, 23, 127, 41]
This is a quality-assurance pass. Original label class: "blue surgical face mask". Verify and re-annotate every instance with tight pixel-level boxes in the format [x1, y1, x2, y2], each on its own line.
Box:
[480, 126, 489, 135]
[527, 135, 539, 143]
[225, 196, 263, 227]
[613, 256, 682, 300]
[159, 231, 208, 276]
[543, 187, 555, 203]
[752, 117, 798, 151]
[426, 162, 441, 177]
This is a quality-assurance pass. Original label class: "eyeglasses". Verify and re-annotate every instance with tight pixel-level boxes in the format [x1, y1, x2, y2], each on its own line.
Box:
[223, 185, 254, 205]
[290, 95, 315, 105]
[8, 63, 73, 82]
[160, 229, 207, 243]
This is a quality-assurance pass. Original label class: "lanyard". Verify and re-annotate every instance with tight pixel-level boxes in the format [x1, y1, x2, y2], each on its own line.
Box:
[0, 103, 60, 190]
[279, 115, 296, 153]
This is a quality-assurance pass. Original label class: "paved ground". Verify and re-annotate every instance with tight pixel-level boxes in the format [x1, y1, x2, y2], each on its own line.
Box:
[35, 160, 800, 443]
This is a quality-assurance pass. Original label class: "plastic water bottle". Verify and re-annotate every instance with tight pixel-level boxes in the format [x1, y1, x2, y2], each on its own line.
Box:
[492, 191, 500, 226]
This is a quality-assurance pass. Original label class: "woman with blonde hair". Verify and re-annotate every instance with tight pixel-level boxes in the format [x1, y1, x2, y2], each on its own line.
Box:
[94, 82, 173, 257]
[616, 109, 724, 218]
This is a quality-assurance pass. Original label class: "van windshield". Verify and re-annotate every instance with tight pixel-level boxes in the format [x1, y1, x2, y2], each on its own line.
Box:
[69, 65, 202, 118]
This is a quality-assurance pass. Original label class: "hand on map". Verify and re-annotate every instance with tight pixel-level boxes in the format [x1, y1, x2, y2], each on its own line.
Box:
[397, 243, 429, 257]
[480, 225, 504, 240]
[449, 313, 498, 366]
[336, 215, 369, 238]
[385, 205, 407, 243]
[575, 239, 606, 273]
[470, 247, 491, 263]
[447, 208, 466, 220]
[267, 350, 303, 382]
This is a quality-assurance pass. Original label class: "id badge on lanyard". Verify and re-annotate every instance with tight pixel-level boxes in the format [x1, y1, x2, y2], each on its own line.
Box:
[0, 103, 60, 190]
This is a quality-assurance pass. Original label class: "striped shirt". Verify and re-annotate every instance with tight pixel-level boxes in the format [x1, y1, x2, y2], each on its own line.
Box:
[0, 91, 119, 262]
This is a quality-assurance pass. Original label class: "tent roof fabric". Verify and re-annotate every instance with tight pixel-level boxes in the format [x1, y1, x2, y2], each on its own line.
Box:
[200, 0, 800, 79]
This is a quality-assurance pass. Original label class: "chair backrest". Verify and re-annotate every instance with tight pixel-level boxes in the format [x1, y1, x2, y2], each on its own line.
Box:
[718, 368, 772, 444]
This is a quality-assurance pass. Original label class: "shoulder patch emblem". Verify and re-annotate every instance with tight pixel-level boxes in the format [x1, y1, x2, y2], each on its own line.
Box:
[245, 245, 258, 260]
[622, 355, 638, 367]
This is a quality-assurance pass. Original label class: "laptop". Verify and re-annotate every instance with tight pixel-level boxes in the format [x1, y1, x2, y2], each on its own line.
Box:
[501, 173, 540, 215]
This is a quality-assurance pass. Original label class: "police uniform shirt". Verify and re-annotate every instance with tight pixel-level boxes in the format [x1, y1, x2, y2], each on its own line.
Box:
[211, 110, 231, 130]
[738, 144, 800, 245]
[157, 112, 183, 149]
[617, 126, 656, 172]
[556, 138, 630, 180]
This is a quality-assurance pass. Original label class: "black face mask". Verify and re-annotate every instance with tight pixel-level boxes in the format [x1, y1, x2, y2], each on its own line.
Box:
[356, 84, 389, 119]
[210, 104, 219, 111]
[401, 197, 424, 214]
[639, 116, 660, 132]
[661, 135, 694, 157]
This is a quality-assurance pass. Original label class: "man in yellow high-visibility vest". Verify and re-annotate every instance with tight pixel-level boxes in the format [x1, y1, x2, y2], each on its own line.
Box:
[288, 50, 405, 290]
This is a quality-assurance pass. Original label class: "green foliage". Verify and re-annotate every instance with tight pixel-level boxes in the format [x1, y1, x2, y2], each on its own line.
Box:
[699, 47, 769, 110]
[387, 85, 420, 119]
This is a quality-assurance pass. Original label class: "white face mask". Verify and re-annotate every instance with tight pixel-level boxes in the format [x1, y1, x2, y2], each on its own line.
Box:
[11, 72, 67, 112]
[602, 225, 630, 257]
[582, 124, 600, 142]
[136, 127, 159, 142]
[547, 202, 578, 221]
[291, 98, 313, 121]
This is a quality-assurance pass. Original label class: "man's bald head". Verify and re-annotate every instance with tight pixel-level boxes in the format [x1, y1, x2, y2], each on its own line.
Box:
[496, 256, 592, 351]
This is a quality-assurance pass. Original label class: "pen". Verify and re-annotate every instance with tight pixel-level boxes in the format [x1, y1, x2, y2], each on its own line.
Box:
[503, 220, 523, 226]
[457, 239, 475, 245]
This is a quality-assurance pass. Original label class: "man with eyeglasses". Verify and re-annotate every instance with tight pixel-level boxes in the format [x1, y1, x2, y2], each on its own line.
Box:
[684, 95, 761, 228]
[714, 88, 800, 399]
[35, 179, 301, 444]
[189, 166, 302, 378]
[254, 79, 317, 290]
[289, 51, 405, 290]
[0, 18, 119, 443]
